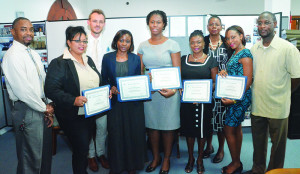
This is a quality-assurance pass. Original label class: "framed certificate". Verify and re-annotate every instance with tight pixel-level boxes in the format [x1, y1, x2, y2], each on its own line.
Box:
[181, 79, 213, 103]
[150, 67, 182, 91]
[117, 75, 151, 102]
[82, 85, 111, 118]
[215, 75, 247, 100]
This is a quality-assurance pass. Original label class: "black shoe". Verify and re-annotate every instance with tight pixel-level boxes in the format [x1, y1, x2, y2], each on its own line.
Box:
[159, 158, 170, 174]
[197, 163, 205, 174]
[203, 146, 214, 158]
[184, 158, 195, 173]
[222, 162, 243, 174]
[212, 153, 224, 163]
[222, 166, 228, 173]
[145, 156, 162, 173]
[159, 169, 169, 174]
[237, 162, 243, 173]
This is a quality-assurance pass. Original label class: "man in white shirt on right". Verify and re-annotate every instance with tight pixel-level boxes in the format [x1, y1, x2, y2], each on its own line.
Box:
[243, 11, 300, 174]
[86, 9, 110, 172]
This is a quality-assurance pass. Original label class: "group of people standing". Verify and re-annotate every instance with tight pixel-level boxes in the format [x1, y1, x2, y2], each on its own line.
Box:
[2, 8, 300, 174]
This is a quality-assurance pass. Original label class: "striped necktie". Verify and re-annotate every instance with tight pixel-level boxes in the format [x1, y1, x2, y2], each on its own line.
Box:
[27, 47, 47, 103]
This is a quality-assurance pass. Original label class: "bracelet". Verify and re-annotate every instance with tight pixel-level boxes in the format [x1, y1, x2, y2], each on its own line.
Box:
[172, 89, 176, 94]
[233, 100, 237, 104]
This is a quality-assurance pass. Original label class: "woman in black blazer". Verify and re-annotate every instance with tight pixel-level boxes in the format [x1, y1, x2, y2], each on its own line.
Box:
[45, 26, 103, 174]
[101, 30, 147, 174]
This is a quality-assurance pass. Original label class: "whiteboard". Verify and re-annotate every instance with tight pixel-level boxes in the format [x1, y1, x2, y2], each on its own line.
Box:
[46, 20, 88, 62]
[219, 16, 259, 49]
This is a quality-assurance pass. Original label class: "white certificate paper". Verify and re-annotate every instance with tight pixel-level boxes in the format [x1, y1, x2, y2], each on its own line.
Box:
[215, 75, 247, 100]
[182, 80, 212, 103]
[117, 75, 151, 102]
[150, 67, 182, 90]
[82, 85, 111, 118]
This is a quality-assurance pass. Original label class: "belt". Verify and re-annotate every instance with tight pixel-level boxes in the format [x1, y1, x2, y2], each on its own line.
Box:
[13, 98, 47, 105]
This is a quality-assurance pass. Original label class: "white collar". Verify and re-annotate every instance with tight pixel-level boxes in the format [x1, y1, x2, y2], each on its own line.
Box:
[63, 48, 88, 64]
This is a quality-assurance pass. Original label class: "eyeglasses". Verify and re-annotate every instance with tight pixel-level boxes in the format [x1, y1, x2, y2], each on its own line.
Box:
[71, 40, 88, 44]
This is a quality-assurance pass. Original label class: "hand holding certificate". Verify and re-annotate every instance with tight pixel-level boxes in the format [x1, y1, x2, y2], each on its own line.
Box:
[215, 75, 247, 100]
[82, 85, 111, 118]
[150, 67, 182, 90]
[117, 75, 151, 102]
[182, 80, 212, 103]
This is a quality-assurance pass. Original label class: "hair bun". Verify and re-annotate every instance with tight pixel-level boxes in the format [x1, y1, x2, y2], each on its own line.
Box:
[194, 30, 203, 35]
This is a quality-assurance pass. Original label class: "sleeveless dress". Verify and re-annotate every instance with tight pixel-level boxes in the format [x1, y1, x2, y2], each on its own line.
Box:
[225, 49, 253, 127]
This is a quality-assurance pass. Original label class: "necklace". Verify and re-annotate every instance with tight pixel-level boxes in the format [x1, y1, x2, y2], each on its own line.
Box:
[209, 35, 221, 50]
[233, 45, 245, 55]
[192, 53, 205, 62]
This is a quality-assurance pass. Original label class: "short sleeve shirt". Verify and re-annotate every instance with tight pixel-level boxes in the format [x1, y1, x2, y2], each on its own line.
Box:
[251, 36, 300, 119]
[138, 39, 180, 69]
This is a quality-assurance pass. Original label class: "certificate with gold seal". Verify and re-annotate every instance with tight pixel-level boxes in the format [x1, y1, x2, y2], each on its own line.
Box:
[82, 85, 111, 118]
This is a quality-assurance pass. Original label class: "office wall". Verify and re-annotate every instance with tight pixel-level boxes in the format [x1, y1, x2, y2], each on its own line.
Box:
[86, 0, 264, 17]
[0, 0, 87, 23]
[291, 0, 300, 15]
[0, 0, 266, 23]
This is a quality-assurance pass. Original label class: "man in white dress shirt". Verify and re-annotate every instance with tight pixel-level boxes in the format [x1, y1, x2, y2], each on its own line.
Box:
[243, 11, 300, 174]
[86, 9, 110, 171]
[1, 17, 54, 174]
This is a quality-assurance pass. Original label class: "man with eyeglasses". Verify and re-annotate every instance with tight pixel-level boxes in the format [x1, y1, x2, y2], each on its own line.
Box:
[243, 11, 300, 174]
[1, 17, 54, 174]
[86, 9, 110, 171]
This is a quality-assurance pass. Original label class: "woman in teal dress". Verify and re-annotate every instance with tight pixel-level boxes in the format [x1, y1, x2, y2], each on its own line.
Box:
[219, 25, 253, 174]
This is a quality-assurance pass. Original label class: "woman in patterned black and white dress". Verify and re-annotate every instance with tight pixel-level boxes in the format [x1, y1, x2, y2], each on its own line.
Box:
[203, 16, 232, 163]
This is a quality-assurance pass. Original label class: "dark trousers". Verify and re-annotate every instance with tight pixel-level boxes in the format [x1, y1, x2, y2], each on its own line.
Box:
[12, 101, 52, 174]
[250, 115, 288, 174]
[58, 116, 94, 174]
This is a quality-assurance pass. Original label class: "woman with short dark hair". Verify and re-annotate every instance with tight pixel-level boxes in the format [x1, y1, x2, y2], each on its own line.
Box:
[45, 26, 103, 174]
[138, 10, 181, 174]
[102, 29, 147, 174]
[180, 30, 218, 174]
[203, 16, 232, 164]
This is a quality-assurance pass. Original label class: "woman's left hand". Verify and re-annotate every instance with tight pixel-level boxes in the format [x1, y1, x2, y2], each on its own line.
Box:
[111, 86, 119, 95]
[158, 88, 176, 98]
[221, 98, 235, 105]
[44, 115, 54, 128]
[218, 70, 228, 77]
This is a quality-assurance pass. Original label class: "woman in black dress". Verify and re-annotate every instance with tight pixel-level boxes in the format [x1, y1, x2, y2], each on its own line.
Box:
[101, 30, 147, 174]
[180, 30, 218, 174]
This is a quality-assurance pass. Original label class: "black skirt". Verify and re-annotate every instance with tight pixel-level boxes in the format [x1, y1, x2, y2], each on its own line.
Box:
[107, 101, 148, 173]
[180, 103, 213, 138]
